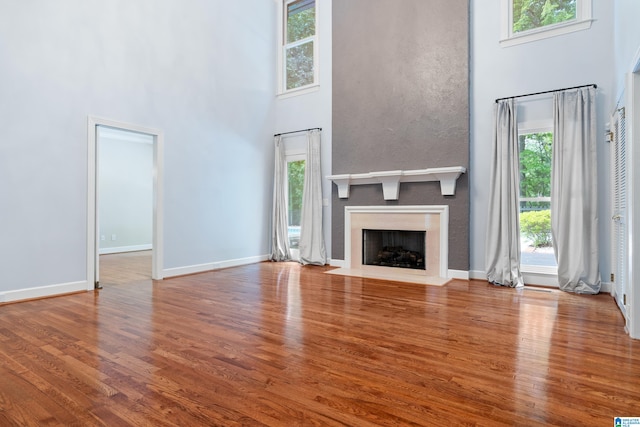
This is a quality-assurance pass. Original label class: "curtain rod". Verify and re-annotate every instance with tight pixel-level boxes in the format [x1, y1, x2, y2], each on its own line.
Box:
[495, 84, 597, 103]
[274, 127, 322, 137]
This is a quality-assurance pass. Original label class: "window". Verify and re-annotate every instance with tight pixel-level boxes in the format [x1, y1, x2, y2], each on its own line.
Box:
[513, 0, 576, 33]
[279, 0, 318, 94]
[501, 0, 592, 47]
[518, 130, 557, 269]
[287, 156, 305, 253]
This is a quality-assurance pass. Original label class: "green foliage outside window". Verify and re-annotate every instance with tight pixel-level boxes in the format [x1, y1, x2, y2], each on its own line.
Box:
[285, 1, 315, 90]
[286, 42, 314, 90]
[519, 132, 553, 248]
[287, 2, 315, 43]
[519, 132, 552, 202]
[520, 210, 552, 247]
[512, 0, 576, 33]
[287, 160, 305, 226]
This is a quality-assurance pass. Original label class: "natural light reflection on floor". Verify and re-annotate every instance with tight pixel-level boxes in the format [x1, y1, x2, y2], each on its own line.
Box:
[516, 293, 558, 413]
[285, 266, 303, 346]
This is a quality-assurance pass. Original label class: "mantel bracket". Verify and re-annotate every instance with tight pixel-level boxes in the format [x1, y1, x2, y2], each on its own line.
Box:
[327, 166, 466, 200]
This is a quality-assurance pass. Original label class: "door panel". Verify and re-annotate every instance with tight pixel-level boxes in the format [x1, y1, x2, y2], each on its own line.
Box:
[611, 108, 627, 315]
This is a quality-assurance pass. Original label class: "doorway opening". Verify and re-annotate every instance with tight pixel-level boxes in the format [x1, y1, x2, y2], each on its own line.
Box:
[98, 126, 153, 285]
[87, 117, 164, 290]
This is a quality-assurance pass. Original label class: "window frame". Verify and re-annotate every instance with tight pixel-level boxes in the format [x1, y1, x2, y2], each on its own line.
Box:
[500, 0, 592, 48]
[277, 0, 319, 97]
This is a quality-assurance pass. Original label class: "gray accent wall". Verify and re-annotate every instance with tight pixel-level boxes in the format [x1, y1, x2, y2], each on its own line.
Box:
[332, 0, 470, 270]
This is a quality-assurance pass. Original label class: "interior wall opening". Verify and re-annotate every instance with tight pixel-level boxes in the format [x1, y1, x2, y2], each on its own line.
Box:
[87, 116, 164, 290]
[97, 126, 154, 286]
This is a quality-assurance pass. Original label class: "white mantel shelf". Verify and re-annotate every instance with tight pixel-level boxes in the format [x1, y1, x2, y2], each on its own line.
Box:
[327, 166, 466, 200]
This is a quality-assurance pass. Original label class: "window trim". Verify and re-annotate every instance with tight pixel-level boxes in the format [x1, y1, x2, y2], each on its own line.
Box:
[519, 121, 552, 137]
[277, 0, 319, 97]
[500, 0, 593, 48]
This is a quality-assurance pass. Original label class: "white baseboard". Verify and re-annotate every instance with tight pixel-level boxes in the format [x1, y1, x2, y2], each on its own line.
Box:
[0, 280, 88, 304]
[448, 269, 469, 280]
[472, 271, 561, 288]
[471, 269, 560, 287]
[329, 259, 345, 268]
[600, 281, 613, 294]
[469, 270, 612, 294]
[100, 244, 152, 255]
[522, 271, 558, 287]
[163, 254, 270, 278]
[469, 270, 486, 280]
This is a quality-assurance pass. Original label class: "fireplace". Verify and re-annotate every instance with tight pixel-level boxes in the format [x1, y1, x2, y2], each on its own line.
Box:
[362, 229, 426, 270]
[327, 205, 450, 285]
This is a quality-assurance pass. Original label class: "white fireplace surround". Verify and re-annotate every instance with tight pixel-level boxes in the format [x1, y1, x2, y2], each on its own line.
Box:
[328, 205, 451, 285]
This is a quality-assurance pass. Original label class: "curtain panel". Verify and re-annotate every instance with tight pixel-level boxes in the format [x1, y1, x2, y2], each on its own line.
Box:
[552, 87, 601, 293]
[485, 99, 524, 287]
[299, 129, 327, 265]
[271, 136, 291, 261]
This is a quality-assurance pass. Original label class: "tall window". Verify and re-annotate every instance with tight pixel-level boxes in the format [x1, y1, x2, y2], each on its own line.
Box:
[519, 131, 557, 268]
[281, 0, 317, 93]
[501, 0, 591, 47]
[287, 156, 305, 255]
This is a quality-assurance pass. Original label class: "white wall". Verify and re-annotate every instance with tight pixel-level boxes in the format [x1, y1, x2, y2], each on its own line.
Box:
[613, 0, 640, 338]
[0, 1, 276, 292]
[273, 0, 333, 259]
[614, 0, 640, 100]
[98, 128, 153, 253]
[470, 1, 615, 280]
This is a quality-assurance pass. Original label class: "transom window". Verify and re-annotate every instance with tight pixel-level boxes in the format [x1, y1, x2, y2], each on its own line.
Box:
[501, 0, 592, 47]
[279, 0, 318, 95]
[513, 0, 576, 33]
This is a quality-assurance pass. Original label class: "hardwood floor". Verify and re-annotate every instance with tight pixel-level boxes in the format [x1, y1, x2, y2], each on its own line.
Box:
[0, 258, 639, 426]
[99, 250, 152, 286]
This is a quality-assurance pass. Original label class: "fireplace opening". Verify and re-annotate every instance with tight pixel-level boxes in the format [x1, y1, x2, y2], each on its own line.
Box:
[362, 229, 426, 270]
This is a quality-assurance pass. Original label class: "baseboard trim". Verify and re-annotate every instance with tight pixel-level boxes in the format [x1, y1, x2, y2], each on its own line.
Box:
[100, 244, 152, 255]
[0, 280, 88, 304]
[469, 270, 486, 280]
[448, 269, 469, 280]
[329, 259, 345, 268]
[163, 255, 270, 278]
[470, 269, 560, 287]
[469, 270, 612, 293]
[600, 281, 613, 294]
[522, 271, 558, 287]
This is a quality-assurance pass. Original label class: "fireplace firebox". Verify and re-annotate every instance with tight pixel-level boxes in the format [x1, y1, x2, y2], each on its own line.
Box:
[362, 229, 426, 270]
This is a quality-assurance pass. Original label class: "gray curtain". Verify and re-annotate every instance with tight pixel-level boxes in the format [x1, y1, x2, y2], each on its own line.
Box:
[485, 99, 524, 287]
[271, 135, 291, 261]
[551, 87, 601, 293]
[299, 129, 326, 265]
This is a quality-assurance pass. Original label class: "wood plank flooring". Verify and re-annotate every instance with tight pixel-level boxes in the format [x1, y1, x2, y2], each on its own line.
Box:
[0, 256, 639, 426]
[99, 250, 152, 286]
